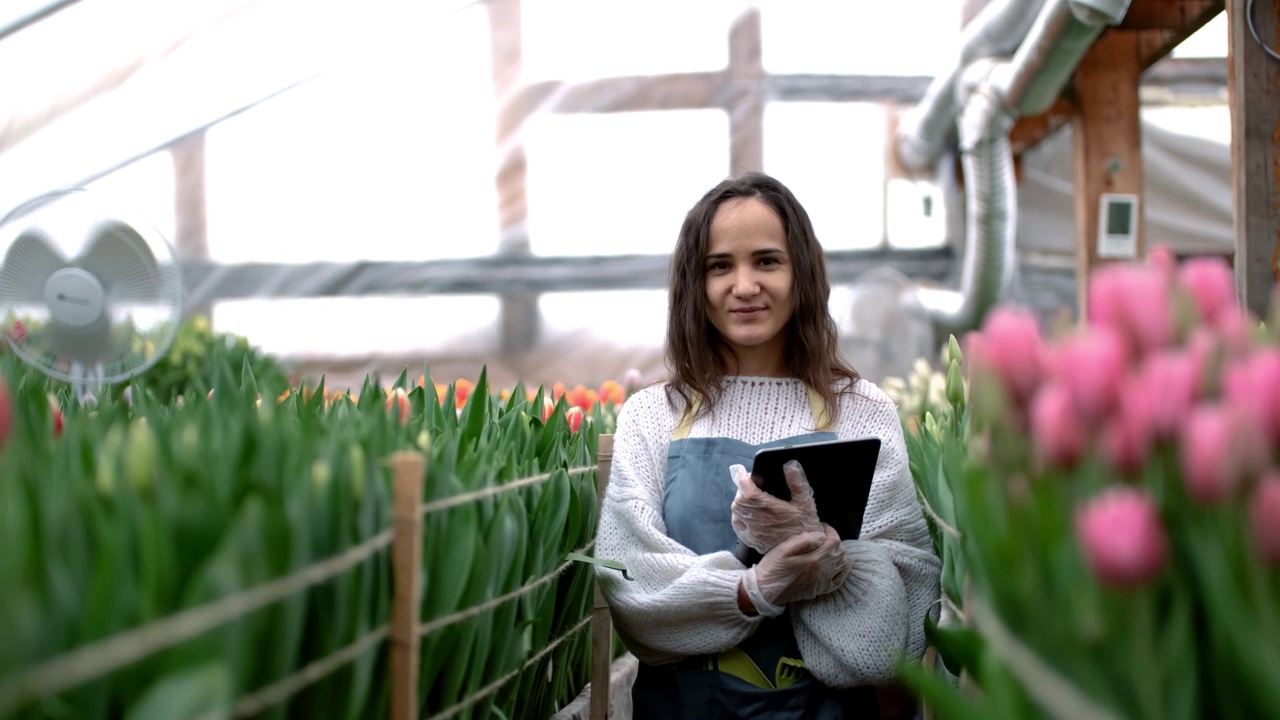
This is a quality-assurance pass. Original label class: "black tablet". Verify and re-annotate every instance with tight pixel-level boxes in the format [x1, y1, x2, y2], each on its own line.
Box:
[734, 437, 881, 566]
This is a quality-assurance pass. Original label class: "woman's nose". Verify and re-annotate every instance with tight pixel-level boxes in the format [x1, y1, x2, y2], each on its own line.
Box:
[732, 269, 760, 296]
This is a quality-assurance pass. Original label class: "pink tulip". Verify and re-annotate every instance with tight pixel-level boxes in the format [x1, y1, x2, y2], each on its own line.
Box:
[971, 307, 1046, 406]
[623, 368, 643, 394]
[1030, 382, 1089, 467]
[1249, 475, 1280, 565]
[1215, 311, 1256, 361]
[1224, 350, 1280, 444]
[1051, 327, 1128, 423]
[1075, 487, 1168, 588]
[1180, 405, 1247, 504]
[1137, 351, 1198, 438]
[1100, 387, 1154, 475]
[1145, 244, 1177, 281]
[1087, 264, 1174, 358]
[1178, 256, 1237, 325]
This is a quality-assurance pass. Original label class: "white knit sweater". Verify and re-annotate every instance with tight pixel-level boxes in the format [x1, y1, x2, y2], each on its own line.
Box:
[595, 376, 941, 688]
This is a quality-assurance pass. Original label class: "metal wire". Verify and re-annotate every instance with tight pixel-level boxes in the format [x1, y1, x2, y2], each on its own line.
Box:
[1248, 0, 1280, 63]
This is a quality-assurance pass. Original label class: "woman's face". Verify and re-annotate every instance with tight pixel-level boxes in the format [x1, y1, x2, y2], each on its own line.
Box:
[703, 197, 794, 375]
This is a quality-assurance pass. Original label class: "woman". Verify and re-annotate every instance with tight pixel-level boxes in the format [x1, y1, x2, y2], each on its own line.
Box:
[594, 172, 940, 718]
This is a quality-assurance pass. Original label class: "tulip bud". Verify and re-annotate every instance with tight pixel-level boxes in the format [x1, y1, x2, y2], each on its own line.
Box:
[1075, 487, 1168, 588]
[386, 388, 411, 425]
[1052, 327, 1128, 424]
[349, 443, 367, 499]
[945, 359, 966, 413]
[122, 386, 133, 407]
[311, 459, 332, 491]
[541, 396, 555, 422]
[947, 334, 963, 365]
[1177, 256, 1237, 326]
[124, 418, 157, 493]
[566, 406, 584, 433]
[455, 378, 474, 407]
[1248, 475, 1280, 566]
[623, 367, 642, 394]
[1180, 405, 1246, 505]
[1030, 383, 1088, 468]
[95, 425, 125, 495]
[0, 378, 11, 452]
[48, 394, 63, 436]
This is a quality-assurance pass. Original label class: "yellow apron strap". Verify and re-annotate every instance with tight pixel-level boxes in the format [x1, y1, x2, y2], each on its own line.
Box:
[805, 385, 832, 432]
[671, 394, 701, 441]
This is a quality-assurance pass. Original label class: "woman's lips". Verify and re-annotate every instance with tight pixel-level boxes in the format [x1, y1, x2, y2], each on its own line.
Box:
[730, 307, 765, 320]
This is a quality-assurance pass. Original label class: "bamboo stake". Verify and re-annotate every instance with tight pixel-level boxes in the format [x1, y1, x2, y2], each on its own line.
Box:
[590, 435, 614, 720]
[390, 451, 427, 720]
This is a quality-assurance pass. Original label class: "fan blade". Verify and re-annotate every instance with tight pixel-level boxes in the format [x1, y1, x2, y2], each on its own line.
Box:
[76, 220, 163, 303]
[0, 228, 68, 303]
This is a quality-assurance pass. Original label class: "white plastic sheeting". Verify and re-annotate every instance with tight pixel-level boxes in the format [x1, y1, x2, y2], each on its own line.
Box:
[0, 1, 1232, 387]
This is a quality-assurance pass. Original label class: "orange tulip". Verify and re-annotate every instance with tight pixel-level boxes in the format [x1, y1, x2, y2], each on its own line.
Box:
[455, 378, 474, 407]
[386, 388, 411, 425]
[552, 382, 566, 401]
[599, 380, 626, 406]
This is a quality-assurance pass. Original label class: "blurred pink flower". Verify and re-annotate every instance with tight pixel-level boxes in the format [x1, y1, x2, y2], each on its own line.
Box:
[1215, 311, 1255, 361]
[1224, 350, 1280, 444]
[971, 307, 1046, 406]
[1052, 327, 1128, 423]
[1100, 387, 1154, 475]
[1075, 487, 1169, 588]
[1178, 256, 1237, 326]
[1146, 245, 1177, 281]
[1030, 382, 1089, 467]
[1180, 405, 1247, 505]
[1087, 264, 1174, 358]
[1138, 351, 1198, 438]
[1249, 475, 1280, 565]
[623, 368, 643, 394]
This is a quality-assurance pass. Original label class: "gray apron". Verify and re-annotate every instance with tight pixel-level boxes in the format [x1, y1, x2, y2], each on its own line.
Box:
[631, 387, 880, 719]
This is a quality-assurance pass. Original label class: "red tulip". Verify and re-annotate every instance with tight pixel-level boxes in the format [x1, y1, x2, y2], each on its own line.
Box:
[1075, 487, 1168, 589]
[1248, 474, 1280, 565]
[386, 388, 411, 425]
[454, 378, 474, 407]
[566, 406, 584, 433]
[48, 394, 63, 436]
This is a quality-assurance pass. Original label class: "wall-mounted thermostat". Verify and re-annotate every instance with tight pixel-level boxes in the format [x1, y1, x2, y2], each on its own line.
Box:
[1097, 193, 1139, 259]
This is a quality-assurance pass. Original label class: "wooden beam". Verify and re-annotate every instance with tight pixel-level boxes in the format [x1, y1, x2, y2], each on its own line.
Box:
[728, 7, 765, 175]
[1072, 31, 1145, 320]
[486, 0, 540, 354]
[1120, 0, 1222, 29]
[181, 248, 956, 305]
[1227, 0, 1280, 319]
[1134, 1, 1225, 70]
[1010, 98, 1077, 156]
[171, 130, 211, 319]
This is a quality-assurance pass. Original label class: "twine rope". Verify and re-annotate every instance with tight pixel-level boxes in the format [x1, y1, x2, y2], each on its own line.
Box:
[419, 466, 595, 517]
[191, 626, 390, 720]
[0, 528, 395, 714]
[419, 541, 595, 638]
[424, 614, 594, 720]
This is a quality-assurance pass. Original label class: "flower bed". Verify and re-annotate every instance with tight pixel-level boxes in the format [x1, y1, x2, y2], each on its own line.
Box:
[900, 249, 1280, 719]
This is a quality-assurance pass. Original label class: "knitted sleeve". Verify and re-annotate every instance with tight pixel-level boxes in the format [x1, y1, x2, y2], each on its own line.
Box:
[791, 382, 942, 687]
[593, 387, 763, 665]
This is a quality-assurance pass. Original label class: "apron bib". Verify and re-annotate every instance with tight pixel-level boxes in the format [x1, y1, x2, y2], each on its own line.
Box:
[631, 386, 879, 720]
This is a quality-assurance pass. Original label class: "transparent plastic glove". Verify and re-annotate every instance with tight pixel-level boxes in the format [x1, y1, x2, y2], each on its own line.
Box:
[730, 460, 822, 553]
[741, 526, 849, 617]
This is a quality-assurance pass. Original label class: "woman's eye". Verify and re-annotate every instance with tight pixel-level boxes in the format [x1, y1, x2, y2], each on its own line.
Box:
[708, 262, 730, 272]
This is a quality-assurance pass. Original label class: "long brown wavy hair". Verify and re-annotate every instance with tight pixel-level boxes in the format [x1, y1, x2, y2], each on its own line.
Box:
[665, 172, 859, 427]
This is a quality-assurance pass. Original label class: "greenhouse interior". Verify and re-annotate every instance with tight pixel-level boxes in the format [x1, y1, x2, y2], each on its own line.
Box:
[1, 0, 1277, 718]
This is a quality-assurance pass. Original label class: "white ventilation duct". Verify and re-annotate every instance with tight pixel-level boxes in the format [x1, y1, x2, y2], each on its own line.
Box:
[895, 0, 1131, 335]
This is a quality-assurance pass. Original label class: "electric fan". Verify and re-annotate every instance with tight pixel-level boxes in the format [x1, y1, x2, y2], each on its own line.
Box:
[0, 188, 185, 399]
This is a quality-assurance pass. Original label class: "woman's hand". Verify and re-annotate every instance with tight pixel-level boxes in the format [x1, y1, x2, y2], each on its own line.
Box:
[730, 460, 823, 553]
[739, 526, 850, 617]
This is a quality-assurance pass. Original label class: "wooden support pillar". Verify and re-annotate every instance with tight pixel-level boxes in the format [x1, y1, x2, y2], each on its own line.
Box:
[487, 0, 540, 354]
[1072, 31, 1145, 320]
[1227, 0, 1280, 319]
[728, 8, 764, 176]
[171, 131, 212, 320]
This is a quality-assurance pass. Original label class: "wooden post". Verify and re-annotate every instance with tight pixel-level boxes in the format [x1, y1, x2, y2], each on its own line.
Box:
[390, 452, 426, 720]
[1227, 0, 1280, 319]
[1071, 31, 1145, 320]
[171, 130, 213, 320]
[590, 435, 615, 720]
[728, 8, 764, 176]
